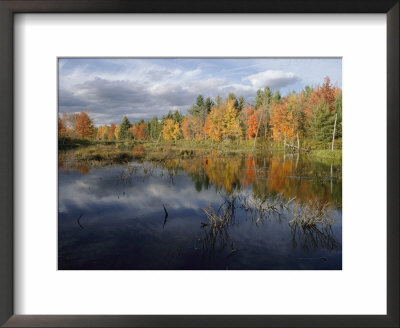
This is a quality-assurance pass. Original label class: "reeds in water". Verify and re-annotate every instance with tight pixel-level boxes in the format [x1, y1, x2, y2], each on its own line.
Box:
[289, 199, 334, 228]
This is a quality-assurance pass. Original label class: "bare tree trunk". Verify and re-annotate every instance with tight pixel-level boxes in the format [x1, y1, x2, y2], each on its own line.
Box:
[297, 132, 300, 151]
[155, 131, 162, 146]
[331, 113, 337, 151]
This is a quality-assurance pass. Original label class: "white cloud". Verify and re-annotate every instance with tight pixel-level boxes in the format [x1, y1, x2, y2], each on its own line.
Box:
[243, 70, 300, 89]
[58, 60, 307, 125]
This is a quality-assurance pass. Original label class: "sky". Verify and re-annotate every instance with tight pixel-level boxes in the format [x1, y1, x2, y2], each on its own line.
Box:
[58, 58, 341, 126]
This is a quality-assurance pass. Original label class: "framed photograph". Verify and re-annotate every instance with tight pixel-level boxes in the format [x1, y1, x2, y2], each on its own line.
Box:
[0, 1, 398, 327]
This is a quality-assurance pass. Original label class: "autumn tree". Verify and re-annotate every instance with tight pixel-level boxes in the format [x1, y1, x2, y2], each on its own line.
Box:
[114, 124, 121, 140]
[133, 121, 146, 140]
[59, 112, 79, 138]
[76, 112, 94, 139]
[310, 76, 337, 111]
[271, 99, 293, 141]
[204, 105, 224, 141]
[182, 115, 202, 140]
[246, 108, 259, 139]
[204, 100, 241, 142]
[59, 76, 342, 149]
[58, 117, 66, 138]
[223, 100, 241, 140]
[97, 125, 113, 141]
[109, 124, 116, 141]
[162, 119, 180, 142]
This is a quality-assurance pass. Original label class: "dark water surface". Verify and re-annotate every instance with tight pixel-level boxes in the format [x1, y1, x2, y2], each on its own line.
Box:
[58, 149, 342, 270]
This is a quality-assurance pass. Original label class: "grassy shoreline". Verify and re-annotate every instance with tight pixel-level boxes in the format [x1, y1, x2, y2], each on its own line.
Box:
[59, 137, 342, 163]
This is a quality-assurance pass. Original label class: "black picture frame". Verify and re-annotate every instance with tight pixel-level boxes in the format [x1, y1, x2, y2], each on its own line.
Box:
[0, 1, 398, 327]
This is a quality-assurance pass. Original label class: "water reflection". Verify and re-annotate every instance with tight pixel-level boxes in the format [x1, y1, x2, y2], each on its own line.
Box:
[58, 147, 342, 270]
[145, 153, 342, 207]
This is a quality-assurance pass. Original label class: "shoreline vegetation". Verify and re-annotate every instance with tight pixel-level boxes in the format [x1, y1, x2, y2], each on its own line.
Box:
[59, 139, 342, 166]
[58, 76, 342, 164]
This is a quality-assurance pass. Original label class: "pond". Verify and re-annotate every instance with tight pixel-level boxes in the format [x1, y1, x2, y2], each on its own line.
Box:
[58, 146, 342, 270]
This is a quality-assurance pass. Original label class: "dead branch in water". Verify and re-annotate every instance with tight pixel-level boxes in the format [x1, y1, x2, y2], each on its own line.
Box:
[163, 204, 168, 228]
[77, 214, 83, 229]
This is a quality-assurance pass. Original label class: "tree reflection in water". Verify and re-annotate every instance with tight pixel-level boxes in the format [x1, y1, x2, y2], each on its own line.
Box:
[59, 147, 342, 269]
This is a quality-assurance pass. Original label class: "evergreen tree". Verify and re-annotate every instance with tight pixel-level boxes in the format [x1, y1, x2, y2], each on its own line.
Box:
[196, 95, 204, 108]
[173, 110, 184, 124]
[189, 95, 205, 116]
[205, 97, 214, 113]
[119, 116, 132, 140]
[238, 96, 245, 111]
[273, 91, 281, 103]
[255, 87, 273, 109]
[215, 95, 222, 106]
[309, 102, 336, 143]
[149, 116, 161, 140]
[227, 93, 239, 109]
[334, 91, 342, 139]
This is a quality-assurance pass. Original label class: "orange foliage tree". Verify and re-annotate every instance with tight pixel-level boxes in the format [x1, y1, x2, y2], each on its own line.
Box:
[310, 76, 337, 111]
[133, 122, 146, 140]
[76, 112, 94, 139]
[108, 124, 116, 141]
[271, 99, 294, 141]
[246, 108, 259, 139]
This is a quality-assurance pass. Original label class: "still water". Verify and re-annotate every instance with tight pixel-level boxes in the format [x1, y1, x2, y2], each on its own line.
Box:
[58, 148, 342, 270]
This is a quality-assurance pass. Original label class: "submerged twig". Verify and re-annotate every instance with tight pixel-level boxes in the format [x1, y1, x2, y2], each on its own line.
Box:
[77, 214, 83, 229]
[163, 204, 168, 228]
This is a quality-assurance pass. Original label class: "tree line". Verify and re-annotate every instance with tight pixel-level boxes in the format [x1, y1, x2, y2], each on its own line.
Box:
[58, 77, 342, 148]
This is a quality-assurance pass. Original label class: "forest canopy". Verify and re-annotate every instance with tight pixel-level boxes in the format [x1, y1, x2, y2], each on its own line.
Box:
[59, 77, 342, 149]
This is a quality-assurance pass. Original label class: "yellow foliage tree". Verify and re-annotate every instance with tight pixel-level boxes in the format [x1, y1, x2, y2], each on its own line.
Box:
[182, 115, 203, 140]
[222, 100, 241, 140]
[114, 124, 121, 140]
[162, 119, 180, 141]
[205, 105, 225, 141]
[97, 125, 110, 140]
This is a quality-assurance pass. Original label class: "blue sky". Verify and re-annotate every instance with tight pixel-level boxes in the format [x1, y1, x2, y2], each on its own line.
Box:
[59, 58, 341, 126]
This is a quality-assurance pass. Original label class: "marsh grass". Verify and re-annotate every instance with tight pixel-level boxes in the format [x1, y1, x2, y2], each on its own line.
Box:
[289, 200, 334, 228]
[308, 149, 342, 165]
[238, 193, 294, 225]
[199, 203, 237, 256]
[74, 145, 134, 164]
